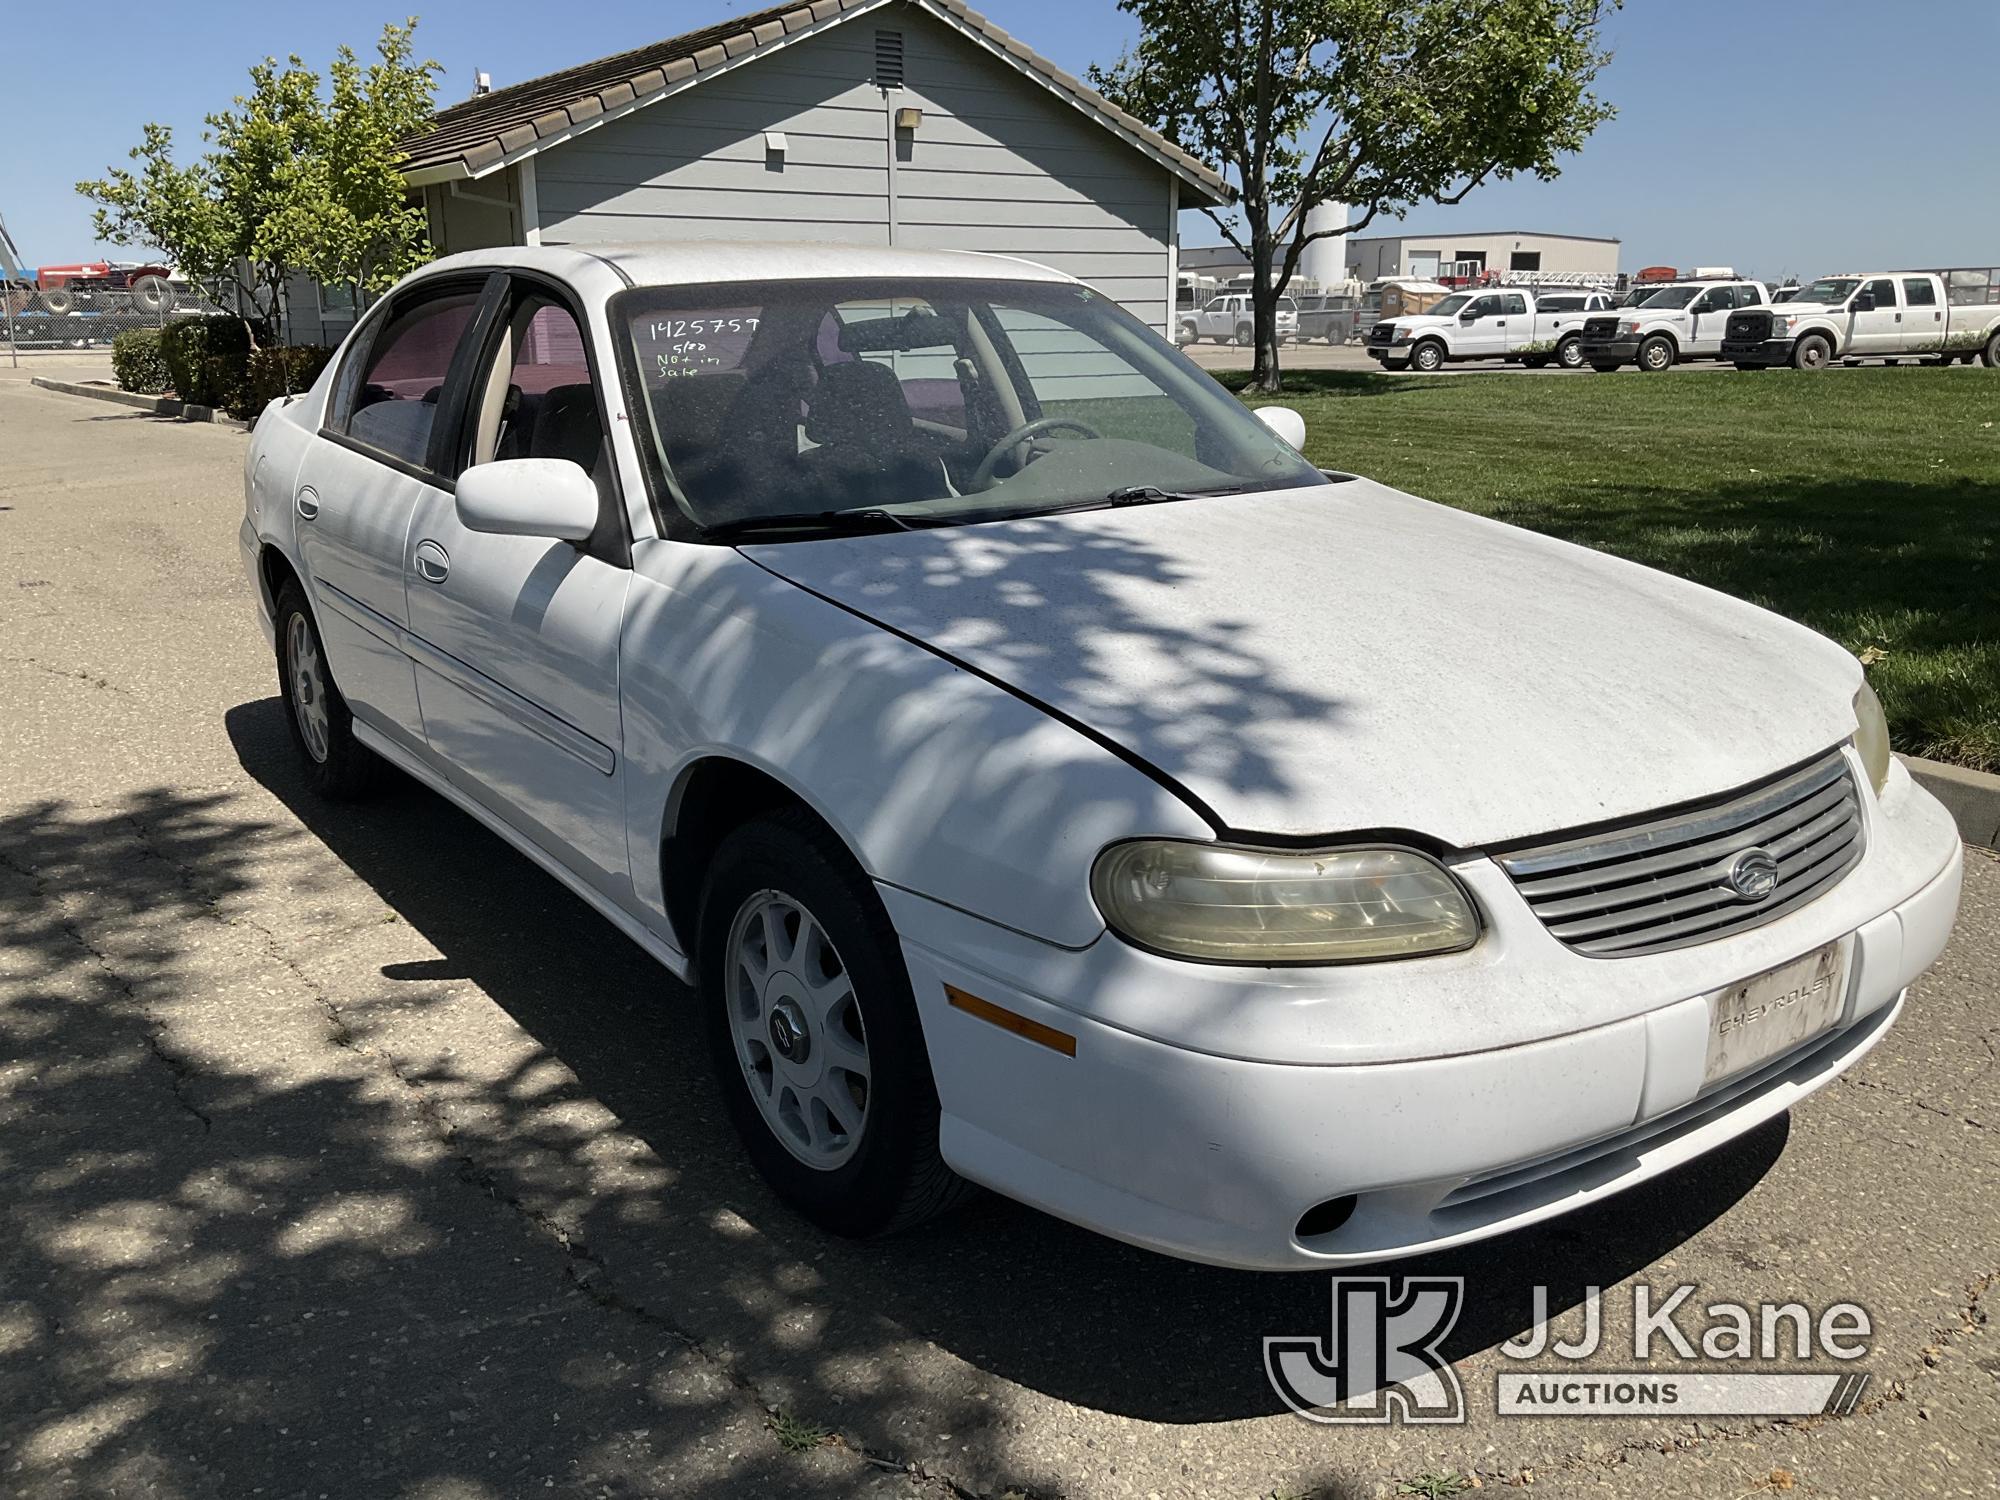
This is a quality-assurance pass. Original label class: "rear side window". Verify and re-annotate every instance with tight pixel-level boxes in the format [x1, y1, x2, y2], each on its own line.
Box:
[341, 293, 480, 467]
[1502, 293, 1528, 315]
[1902, 278, 1938, 307]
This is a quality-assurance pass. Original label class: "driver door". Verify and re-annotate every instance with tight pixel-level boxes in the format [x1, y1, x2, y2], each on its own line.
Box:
[402, 276, 633, 900]
[1457, 295, 1510, 358]
[1848, 278, 1902, 354]
[1685, 286, 1735, 354]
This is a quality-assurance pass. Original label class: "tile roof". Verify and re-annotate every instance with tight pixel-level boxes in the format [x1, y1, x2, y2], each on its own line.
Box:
[398, 0, 1229, 202]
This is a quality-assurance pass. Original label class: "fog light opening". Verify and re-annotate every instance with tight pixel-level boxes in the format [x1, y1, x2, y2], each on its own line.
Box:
[1294, 1195, 1358, 1243]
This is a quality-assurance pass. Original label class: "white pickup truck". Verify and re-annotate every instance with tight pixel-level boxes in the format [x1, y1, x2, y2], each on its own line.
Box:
[1364, 287, 1612, 372]
[1576, 279, 1771, 372]
[1721, 270, 2000, 370]
[1177, 292, 1299, 346]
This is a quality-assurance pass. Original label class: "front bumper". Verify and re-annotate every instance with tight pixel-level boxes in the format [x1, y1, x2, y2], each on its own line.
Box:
[1723, 338, 1795, 366]
[885, 763, 1963, 1270]
[1580, 336, 1641, 363]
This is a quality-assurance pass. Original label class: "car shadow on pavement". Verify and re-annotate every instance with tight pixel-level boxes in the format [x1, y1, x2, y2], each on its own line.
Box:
[224, 696, 1788, 1434]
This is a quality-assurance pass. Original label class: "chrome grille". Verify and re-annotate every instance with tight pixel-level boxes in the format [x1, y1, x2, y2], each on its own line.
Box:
[1495, 749, 1864, 958]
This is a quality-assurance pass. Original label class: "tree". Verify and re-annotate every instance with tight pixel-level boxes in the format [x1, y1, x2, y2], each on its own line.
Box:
[80, 20, 439, 338]
[1090, 0, 1617, 391]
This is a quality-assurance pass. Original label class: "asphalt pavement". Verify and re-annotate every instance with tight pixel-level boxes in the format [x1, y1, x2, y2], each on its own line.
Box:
[1, 379, 1994, 1499]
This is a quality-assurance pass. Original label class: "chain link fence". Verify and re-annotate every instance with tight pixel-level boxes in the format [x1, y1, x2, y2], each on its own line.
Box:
[1, 277, 235, 356]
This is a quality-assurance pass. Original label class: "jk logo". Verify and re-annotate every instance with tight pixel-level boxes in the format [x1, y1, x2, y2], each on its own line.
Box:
[1265, 1277, 1466, 1424]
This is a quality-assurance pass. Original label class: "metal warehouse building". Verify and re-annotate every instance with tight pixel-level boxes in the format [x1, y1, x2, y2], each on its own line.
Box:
[1343, 229, 1621, 284]
[290, 0, 1228, 344]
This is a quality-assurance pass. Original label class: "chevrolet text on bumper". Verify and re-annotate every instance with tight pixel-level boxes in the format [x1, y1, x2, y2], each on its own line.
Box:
[240, 241, 1965, 1273]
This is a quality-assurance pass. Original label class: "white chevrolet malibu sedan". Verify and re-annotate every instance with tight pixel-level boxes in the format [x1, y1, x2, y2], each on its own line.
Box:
[240, 243, 1963, 1270]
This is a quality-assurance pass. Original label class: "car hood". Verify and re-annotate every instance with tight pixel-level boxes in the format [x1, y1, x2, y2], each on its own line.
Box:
[742, 482, 1861, 846]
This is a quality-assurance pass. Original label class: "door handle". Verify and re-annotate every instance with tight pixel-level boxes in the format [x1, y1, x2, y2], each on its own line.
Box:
[295, 489, 320, 521]
[413, 540, 450, 584]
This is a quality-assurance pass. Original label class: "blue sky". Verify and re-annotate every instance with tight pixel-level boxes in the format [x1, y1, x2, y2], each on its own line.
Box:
[3, 0, 1995, 284]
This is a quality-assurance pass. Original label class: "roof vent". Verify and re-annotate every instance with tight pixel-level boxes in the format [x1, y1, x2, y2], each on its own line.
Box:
[473, 70, 492, 96]
[874, 29, 904, 88]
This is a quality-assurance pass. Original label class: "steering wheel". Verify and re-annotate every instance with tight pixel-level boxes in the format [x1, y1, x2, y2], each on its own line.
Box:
[969, 415, 1103, 491]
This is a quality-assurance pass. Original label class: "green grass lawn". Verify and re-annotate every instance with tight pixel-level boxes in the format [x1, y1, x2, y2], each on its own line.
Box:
[1230, 367, 2000, 773]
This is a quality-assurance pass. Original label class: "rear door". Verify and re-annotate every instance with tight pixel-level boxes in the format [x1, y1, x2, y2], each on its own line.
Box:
[1899, 276, 1945, 351]
[1849, 277, 1901, 353]
[298, 275, 491, 760]
[402, 275, 633, 898]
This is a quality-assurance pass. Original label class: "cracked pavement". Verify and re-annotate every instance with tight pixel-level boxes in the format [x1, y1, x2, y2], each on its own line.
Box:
[1, 376, 1995, 1499]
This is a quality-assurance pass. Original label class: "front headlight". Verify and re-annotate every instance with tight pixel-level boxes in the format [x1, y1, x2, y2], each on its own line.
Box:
[1623, 320, 1644, 335]
[1853, 680, 1892, 795]
[1090, 841, 1479, 964]
[1392, 328, 1413, 344]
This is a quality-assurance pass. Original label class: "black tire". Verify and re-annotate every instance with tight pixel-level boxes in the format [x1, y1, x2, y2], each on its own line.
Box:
[40, 288, 74, 316]
[129, 275, 173, 314]
[1176, 320, 1197, 346]
[1520, 356, 1550, 369]
[1734, 363, 1766, 372]
[1793, 333, 1834, 371]
[1554, 335, 1585, 370]
[274, 582, 386, 799]
[1982, 331, 2000, 368]
[1233, 323, 1254, 347]
[1379, 358, 1411, 372]
[1637, 335, 1675, 372]
[1589, 363, 1622, 374]
[1410, 340, 1445, 373]
[699, 809, 975, 1238]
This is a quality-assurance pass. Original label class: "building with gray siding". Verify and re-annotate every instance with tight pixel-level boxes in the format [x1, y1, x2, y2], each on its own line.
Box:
[290, 0, 1228, 346]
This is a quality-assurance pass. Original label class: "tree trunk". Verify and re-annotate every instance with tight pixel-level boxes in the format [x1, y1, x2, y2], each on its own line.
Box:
[1248, 235, 1283, 393]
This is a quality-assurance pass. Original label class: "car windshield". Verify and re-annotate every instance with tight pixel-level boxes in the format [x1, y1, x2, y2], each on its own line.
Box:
[1798, 278, 1862, 304]
[615, 277, 1323, 540]
[1427, 293, 1473, 317]
[1637, 286, 1700, 308]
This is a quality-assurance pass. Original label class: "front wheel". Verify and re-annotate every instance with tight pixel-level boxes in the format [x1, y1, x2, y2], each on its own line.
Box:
[1177, 320, 1197, 346]
[700, 810, 975, 1238]
[1409, 340, 1445, 373]
[1554, 335, 1585, 370]
[1637, 336, 1675, 372]
[1793, 333, 1834, 370]
[1590, 363, 1622, 374]
[275, 582, 385, 799]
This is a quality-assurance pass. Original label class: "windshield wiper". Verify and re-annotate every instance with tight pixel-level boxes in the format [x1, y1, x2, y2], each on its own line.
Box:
[702, 506, 925, 542]
[1106, 484, 1214, 506]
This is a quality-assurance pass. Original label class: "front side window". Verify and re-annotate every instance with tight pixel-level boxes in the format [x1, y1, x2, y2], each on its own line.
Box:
[468, 297, 606, 476]
[341, 291, 480, 467]
[1863, 278, 1898, 307]
[615, 277, 1322, 540]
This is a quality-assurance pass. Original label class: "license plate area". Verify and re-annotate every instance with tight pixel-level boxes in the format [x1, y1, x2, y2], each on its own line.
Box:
[1702, 939, 1849, 1087]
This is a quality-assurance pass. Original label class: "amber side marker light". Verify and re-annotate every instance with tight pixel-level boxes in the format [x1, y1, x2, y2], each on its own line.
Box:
[944, 984, 1077, 1057]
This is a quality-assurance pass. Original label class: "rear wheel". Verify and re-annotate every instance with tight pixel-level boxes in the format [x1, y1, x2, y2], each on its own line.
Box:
[1637, 336, 1675, 372]
[275, 582, 386, 799]
[1555, 335, 1585, 370]
[1982, 331, 2000, 368]
[1233, 323, 1253, 347]
[1792, 333, 1834, 370]
[1409, 340, 1445, 373]
[700, 810, 975, 1238]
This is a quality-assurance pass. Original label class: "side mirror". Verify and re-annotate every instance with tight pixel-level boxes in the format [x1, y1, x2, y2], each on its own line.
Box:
[1459, 310, 1478, 322]
[1254, 405, 1307, 450]
[455, 458, 598, 542]
[1853, 293, 1876, 312]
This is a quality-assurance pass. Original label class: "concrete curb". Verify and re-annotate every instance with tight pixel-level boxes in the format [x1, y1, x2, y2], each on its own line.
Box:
[31, 376, 251, 431]
[1903, 754, 2000, 849]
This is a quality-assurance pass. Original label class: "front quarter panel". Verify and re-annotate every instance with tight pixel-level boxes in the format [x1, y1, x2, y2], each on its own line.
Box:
[619, 539, 1214, 950]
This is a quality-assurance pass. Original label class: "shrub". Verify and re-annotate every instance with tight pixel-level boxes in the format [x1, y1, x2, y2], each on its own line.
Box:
[158, 315, 265, 408]
[244, 345, 336, 418]
[110, 328, 172, 394]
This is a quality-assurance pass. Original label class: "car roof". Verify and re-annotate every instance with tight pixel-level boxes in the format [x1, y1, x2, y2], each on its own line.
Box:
[417, 240, 1081, 290]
